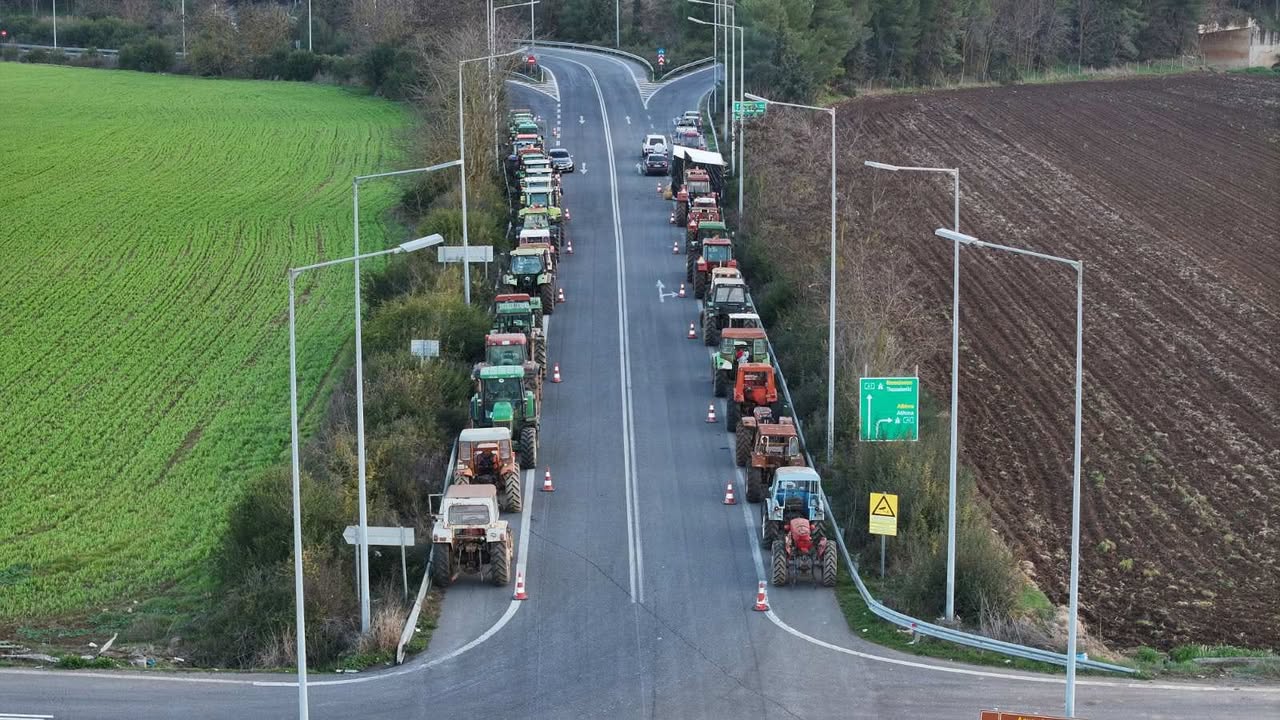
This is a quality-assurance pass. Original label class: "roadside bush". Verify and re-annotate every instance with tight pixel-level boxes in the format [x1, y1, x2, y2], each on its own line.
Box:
[362, 288, 488, 363]
[284, 50, 322, 81]
[318, 53, 360, 83]
[361, 43, 417, 98]
[60, 17, 149, 49]
[248, 49, 290, 79]
[1, 46, 19, 62]
[118, 38, 173, 73]
[22, 48, 50, 64]
[70, 47, 104, 68]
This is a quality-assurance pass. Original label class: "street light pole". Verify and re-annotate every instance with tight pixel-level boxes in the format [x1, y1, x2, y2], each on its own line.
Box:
[307, 0, 311, 51]
[52, 0, 56, 48]
[934, 228, 1084, 718]
[287, 235, 442, 718]
[181, 0, 186, 55]
[351, 163, 461, 633]
[687, 10, 739, 168]
[864, 160, 961, 622]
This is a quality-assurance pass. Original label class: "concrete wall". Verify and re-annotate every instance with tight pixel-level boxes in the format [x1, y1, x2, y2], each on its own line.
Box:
[1250, 27, 1280, 69]
[1201, 23, 1280, 69]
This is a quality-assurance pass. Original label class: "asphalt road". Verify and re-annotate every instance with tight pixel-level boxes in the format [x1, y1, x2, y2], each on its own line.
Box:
[2, 48, 1277, 720]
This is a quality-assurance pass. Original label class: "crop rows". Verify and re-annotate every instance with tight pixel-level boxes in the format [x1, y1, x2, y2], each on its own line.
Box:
[0, 64, 406, 620]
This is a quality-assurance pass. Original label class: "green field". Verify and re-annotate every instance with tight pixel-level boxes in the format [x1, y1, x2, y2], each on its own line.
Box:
[0, 64, 406, 621]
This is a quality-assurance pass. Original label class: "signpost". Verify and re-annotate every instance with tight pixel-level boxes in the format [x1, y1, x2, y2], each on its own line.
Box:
[868, 492, 898, 578]
[732, 100, 767, 119]
[410, 339, 440, 359]
[343, 525, 416, 600]
[859, 376, 919, 442]
[657, 47, 665, 69]
[437, 245, 494, 263]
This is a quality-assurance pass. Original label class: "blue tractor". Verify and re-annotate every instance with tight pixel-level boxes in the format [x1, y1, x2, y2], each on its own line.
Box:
[760, 467, 837, 587]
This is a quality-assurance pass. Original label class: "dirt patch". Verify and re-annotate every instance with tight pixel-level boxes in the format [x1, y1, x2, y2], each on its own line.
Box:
[761, 73, 1280, 649]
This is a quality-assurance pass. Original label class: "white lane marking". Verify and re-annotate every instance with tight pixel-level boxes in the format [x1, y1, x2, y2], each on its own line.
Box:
[0, 714, 55, 719]
[556, 54, 645, 605]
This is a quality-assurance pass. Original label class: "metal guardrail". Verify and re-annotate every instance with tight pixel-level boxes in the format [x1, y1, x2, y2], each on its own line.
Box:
[10, 42, 118, 56]
[658, 56, 716, 83]
[395, 440, 458, 664]
[522, 40, 653, 80]
[761, 338, 1135, 675]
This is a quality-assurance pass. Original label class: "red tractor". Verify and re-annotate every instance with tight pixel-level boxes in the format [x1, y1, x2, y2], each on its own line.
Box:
[685, 197, 722, 246]
[765, 467, 837, 587]
[773, 516, 838, 587]
[673, 167, 716, 225]
[726, 362, 777, 433]
[692, 236, 736, 299]
[736, 408, 805, 502]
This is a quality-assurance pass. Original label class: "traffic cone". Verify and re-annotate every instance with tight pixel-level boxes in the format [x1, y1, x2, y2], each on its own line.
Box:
[706, 404, 717, 423]
[669, 212, 676, 224]
[672, 241, 680, 254]
[687, 322, 697, 339]
[723, 481, 736, 505]
[542, 467, 555, 492]
[557, 287, 566, 303]
[513, 571, 529, 600]
[753, 581, 770, 611]
[565, 210, 571, 221]
[566, 239, 574, 255]
[657, 184, 663, 196]
[552, 364, 562, 383]
[678, 283, 686, 298]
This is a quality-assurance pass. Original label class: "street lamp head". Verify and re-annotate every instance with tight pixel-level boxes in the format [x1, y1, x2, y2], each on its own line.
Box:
[398, 234, 445, 253]
[687, 15, 708, 25]
[934, 228, 977, 246]
[864, 161, 900, 171]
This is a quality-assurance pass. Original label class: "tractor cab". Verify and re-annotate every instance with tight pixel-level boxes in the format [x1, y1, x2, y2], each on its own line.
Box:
[684, 168, 715, 202]
[493, 296, 539, 334]
[518, 227, 555, 252]
[453, 427, 523, 513]
[470, 364, 539, 468]
[518, 156, 551, 179]
[503, 245, 557, 311]
[765, 467, 825, 526]
[685, 198, 722, 241]
[693, 237, 736, 299]
[483, 333, 529, 367]
[727, 361, 778, 430]
[492, 295, 546, 375]
[686, 221, 730, 276]
[712, 327, 768, 395]
[701, 277, 752, 346]
[521, 209, 563, 248]
[726, 312, 762, 330]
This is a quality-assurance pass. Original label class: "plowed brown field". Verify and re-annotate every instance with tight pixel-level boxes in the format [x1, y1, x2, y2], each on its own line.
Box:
[796, 74, 1278, 649]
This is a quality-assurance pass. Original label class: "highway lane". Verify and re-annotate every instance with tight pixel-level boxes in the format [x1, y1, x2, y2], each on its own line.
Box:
[2, 48, 1279, 720]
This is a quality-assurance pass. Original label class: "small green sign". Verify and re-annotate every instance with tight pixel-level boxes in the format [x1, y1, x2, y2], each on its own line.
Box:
[732, 100, 767, 119]
[859, 377, 919, 442]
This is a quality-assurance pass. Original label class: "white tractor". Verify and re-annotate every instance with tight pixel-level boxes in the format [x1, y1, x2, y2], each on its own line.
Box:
[430, 484, 513, 588]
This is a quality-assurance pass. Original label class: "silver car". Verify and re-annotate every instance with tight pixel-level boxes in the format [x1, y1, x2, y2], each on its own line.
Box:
[548, 148, 574, 173]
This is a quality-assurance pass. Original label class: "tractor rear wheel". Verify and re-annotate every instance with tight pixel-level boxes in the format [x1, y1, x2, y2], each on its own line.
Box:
[703, 313, 717, 347]
[735, 424, 752, 467]
[685, 254, 695, 283]
[535, 340, 547, 378]
[693, 272, 706, 299]
[821, 543, 838, 588]
[519, 426, 538, 469]
[431, 544, 454, 588]
[501, 471, 523, 513]
[489, 541, 511, 586]
[746, 468, 764, 503]
[760, 507, 776, 549]
[726, 401, 741, 433]
[540, 284, 555, 315]
[771, 540, 788, 587]
[713, 370, 729, 398]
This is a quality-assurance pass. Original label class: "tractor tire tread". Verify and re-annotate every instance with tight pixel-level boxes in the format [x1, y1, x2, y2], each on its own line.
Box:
[501, 471, 523, 513]
[519, 426, 538, 469]
[490, 540, 511, 586]
[735, 424, 752, 467]
[822, 542, 838, 588]
[431, 544, 453, 589]
[771, 540, 788, 587]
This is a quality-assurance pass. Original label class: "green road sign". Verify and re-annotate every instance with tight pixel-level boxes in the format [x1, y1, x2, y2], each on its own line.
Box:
[732, 100, 767, 119]
[859, 376, 919, 442]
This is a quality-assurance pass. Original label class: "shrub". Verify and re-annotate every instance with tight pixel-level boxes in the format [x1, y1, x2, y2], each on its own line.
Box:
[284, 50, 321, 81]
[22, 48, 50, 64]
[119, 39, 174, 73]
[361, 44, 417, 98]
[1, 46, 19, 62]
[248, 48, 289, 80]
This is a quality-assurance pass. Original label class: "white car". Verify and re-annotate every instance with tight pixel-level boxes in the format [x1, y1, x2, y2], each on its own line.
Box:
[641, 133, 667, 159]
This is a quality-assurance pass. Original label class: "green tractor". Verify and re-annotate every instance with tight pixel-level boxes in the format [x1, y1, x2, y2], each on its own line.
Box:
[502, 245, 557, 313]
[686, 220, 730, 283]
[699, 270, 751, 346]
[470, 364, 540, 469]
[711, 327, 769, 397]
[492, 293, 546, 373]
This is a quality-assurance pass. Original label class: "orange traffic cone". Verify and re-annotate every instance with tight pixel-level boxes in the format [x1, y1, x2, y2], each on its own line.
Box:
[542, 467, 555, 492]
[706, 404, 717, 423]
[723, 481, 736, 505]
[753, 582, 770, 611]
[557, 287, 566, 303]
[513, 571, 529, 600]
[687, 322, 697, 339]
[566, 239, 574, 255]
[552, 364, 562, 383]
[672, 241, 679, 254]
[565, 210, 571, 221]
[678, 283, 686, 298]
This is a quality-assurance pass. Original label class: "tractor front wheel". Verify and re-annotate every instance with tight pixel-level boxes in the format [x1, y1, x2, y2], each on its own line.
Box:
[693, 272, 706, 299]
[735, 424, 752, 467]
[746, 468, 764, 503]
[490, 540, 511, 586]
[431, 544, 454, 588]
[726, 401, 741, 433]
[821, 543, 838, 588]
[771, 540, 789, 587]
[713, 370, 729, 398]
[501, 470, 523, 513]
[519, 426, 538, 469]
[540, 284, 555, 315]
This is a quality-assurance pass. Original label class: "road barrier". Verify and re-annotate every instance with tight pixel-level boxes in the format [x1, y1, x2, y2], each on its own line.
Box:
[658, 56, 716, 83]
[518, 40, 654, 80]
[763, 337, 1135, 674]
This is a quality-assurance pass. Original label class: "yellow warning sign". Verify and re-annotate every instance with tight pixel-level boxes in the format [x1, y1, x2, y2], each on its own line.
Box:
[869, 492, 898, 536]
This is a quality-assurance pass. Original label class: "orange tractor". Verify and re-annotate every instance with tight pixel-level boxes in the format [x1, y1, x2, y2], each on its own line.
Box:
[736, 408, 805, 502]
[673, 167, 717, 226]
[685, 197, 721, 246]
[726, 362, 778, 433]
[452, 427, 524, 513]
[692, 236, 736, 299]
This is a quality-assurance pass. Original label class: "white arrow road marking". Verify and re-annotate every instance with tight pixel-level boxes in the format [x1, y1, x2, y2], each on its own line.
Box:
[579, 115, 585, 125]
[580, 162, 587, 175]
[656, 280, 676, 303]
[625, 116, 631, 124]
